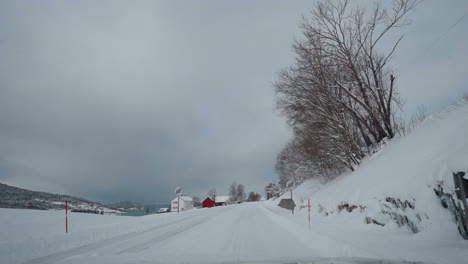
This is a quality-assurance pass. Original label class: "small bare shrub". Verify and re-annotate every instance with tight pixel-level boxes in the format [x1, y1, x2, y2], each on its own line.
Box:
[318, 204, 326, 215]
[405, 104, 428, 134]
[337, 202, 366, 213]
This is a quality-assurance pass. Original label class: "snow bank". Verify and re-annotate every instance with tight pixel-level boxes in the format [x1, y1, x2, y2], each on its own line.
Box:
[274, 103, 468, 239]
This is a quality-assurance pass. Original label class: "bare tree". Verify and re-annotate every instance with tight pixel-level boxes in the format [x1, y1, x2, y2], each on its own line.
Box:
[265, 183, 283, 200]
[237, 184, 246, 202]
[248, 192, 261, 202]
[229, 182, 238, 203]
[192, 196, 201, 207]
[275, 0, 419, 177]
[276, 137, 339, 186]
[228, 182, 246, 203]
[207, 188, 217, 202]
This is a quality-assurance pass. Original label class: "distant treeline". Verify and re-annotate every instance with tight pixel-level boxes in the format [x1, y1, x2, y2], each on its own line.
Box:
[71, 209, 104, 215]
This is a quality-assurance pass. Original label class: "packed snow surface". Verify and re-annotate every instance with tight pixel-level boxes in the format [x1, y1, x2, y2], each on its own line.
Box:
[0, 201, 466, 264]
[277, 103, 468, 230]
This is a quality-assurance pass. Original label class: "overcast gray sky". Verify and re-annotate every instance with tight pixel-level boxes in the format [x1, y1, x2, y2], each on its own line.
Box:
[1, 0, 467, 204]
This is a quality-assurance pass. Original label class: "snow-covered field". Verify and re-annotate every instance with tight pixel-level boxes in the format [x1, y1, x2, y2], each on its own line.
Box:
[1, 103, 468, 264]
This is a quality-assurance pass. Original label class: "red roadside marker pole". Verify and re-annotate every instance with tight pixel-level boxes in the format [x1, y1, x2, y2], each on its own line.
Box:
[65, 200, 68, 234]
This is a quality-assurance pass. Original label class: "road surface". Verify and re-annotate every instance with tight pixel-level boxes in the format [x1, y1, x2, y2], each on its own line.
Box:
[21, 202, 431, 264]
[24, 203, 323, 264]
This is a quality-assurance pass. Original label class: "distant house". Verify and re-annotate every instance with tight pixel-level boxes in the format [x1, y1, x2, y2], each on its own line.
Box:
[171, 196, 194, 212]
[202, 197, 214, 208]
[202, 196, 230, 208]
[157, 208, 169, 214]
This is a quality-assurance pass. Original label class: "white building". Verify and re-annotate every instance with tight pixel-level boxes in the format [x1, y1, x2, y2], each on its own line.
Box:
[215, 196, 230, 205]
[171, 196, 194, 212]
[157, 208, 169, 213]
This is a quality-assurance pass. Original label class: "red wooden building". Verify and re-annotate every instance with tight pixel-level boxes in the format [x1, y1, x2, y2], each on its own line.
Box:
[202, 196, 230, 208]
[202, 197, 215, 208]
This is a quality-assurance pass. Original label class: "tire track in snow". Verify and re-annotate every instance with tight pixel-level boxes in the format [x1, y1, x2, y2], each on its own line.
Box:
[118, 211, 216, 254]
[23, 210, 220, 264]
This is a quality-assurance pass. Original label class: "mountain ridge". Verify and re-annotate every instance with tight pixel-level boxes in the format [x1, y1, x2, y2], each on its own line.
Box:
[0, 182, 123, 215]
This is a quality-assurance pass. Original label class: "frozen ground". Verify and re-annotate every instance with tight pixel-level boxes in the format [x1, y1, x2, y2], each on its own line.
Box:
[1, 201, 467, 264]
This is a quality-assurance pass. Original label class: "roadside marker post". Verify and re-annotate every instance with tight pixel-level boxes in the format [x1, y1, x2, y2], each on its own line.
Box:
[308, 199, 311, 230]
[65, 200, 68, 234]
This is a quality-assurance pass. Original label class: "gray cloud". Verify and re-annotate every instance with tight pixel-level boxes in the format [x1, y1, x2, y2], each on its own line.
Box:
[1, 0, 467, 203]
[390, 0, 468, 115]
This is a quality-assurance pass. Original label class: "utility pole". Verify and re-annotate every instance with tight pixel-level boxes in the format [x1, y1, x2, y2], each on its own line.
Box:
[65, 200, 68, 234]
[175, 187, 183, 214]
[287, 180, 295, 215]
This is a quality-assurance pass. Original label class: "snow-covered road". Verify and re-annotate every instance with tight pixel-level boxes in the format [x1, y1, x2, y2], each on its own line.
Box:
[2, 201, 466, 264]
[22, 203, 320, 264]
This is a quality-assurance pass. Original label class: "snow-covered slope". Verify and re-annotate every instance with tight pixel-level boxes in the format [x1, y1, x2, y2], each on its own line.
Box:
[275, 102, 468, 239]
[0, 183, 123, 215]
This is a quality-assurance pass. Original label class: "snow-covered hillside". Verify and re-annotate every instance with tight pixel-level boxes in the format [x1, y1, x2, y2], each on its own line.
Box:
[0, 183, 123, 215]
[275, 102, 468, 239]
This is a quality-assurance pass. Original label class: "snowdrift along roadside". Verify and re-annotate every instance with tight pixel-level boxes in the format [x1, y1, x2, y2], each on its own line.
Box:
[274, 102, 468, 239]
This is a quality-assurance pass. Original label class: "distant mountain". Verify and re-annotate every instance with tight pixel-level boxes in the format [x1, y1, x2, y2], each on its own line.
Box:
[105, 201, 145, 211]
[0, 183, 123, 215]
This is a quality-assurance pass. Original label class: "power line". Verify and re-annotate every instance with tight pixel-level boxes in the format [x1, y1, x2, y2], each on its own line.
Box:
[423, 11, 468, 55]
[398, 10, 468, 75]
